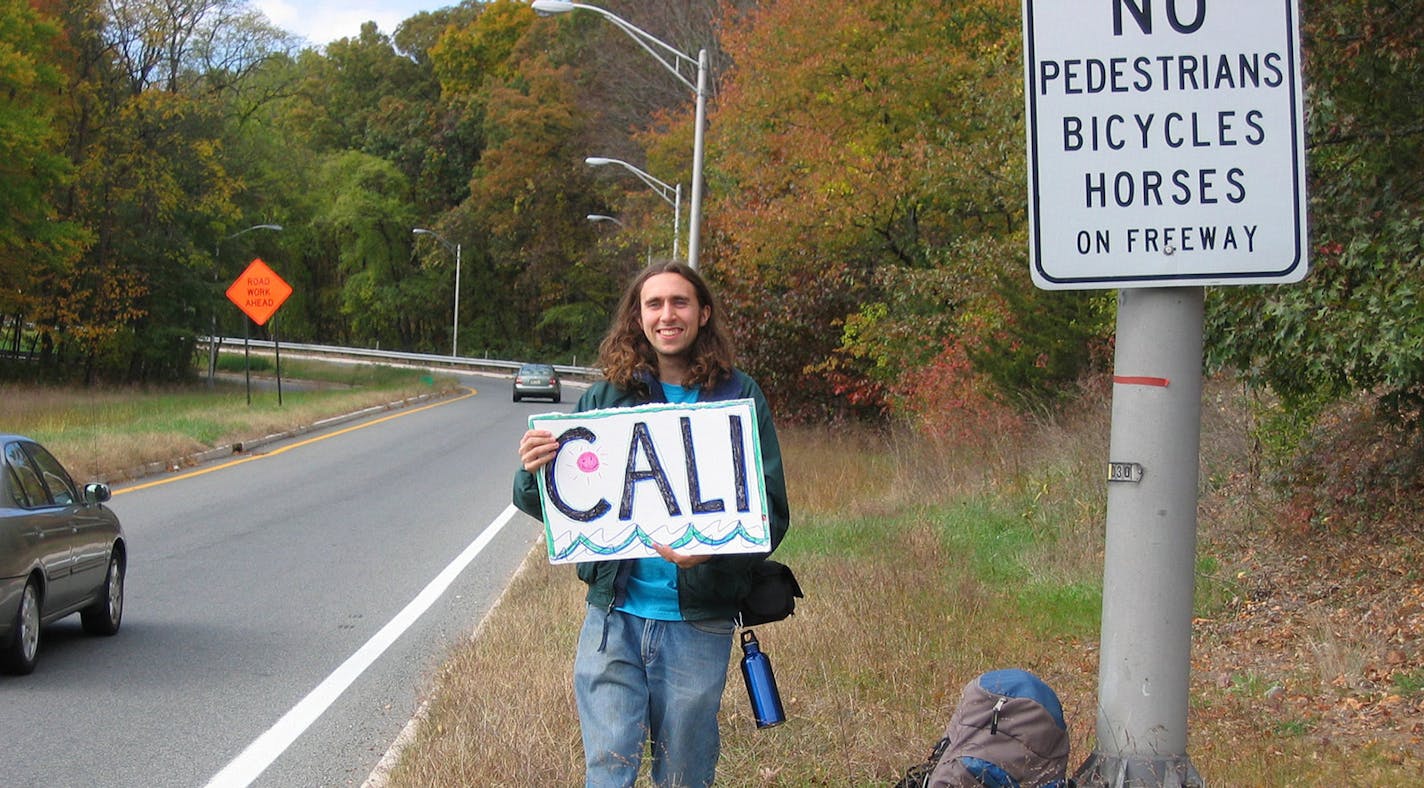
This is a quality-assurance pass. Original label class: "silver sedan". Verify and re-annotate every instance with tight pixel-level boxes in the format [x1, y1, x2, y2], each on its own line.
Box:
[512, 363, 562, 403]
[1, 435, 126, 675]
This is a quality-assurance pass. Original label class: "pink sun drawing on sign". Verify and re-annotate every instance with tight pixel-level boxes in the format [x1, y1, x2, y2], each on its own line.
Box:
[559, 444, 612, 496]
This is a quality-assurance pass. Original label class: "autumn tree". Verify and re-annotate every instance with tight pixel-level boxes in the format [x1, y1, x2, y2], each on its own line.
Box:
[682, 0, 1047, 418]
[6, 0, 299, 381]
[432, 1, 629, 361]
[0, 0, 89, 358]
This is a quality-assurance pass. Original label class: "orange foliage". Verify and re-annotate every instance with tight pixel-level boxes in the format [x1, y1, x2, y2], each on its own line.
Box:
[892, 339, 1025, 446]
[684, 0, 1024, 417]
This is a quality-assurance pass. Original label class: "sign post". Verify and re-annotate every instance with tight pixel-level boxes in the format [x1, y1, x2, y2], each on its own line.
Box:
[1022, 2, 1306, 785]
[225, 258, 294, 406]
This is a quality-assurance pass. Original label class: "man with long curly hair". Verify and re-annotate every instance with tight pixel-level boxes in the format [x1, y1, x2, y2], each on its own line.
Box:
[514, 260, 791, 787]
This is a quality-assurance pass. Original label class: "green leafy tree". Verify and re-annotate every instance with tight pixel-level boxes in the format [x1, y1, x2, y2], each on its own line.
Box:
[68, 88, 240, 380]
[312, 151, 424, 349]
[1207, 0, 1424, 426]
[4, 0, 299, 382]
[969, 278, 1112, 411]
[0, 0, 89, 342]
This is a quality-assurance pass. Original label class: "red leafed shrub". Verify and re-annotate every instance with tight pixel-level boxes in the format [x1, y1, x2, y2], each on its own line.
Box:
[891, 339, 1026, 446]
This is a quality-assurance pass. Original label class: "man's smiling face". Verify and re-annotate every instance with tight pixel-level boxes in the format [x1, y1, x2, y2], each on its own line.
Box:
[639, 271, 711, 366]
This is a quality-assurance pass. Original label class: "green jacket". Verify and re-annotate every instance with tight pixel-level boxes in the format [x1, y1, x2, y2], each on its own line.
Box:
[513, 369, 791, 621]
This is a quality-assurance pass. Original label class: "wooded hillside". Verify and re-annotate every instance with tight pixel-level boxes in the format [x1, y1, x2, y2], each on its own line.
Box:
[2, 1, 1419, 511]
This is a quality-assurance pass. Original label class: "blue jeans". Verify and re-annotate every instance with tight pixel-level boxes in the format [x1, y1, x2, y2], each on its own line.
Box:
[574, 605, 735, 788]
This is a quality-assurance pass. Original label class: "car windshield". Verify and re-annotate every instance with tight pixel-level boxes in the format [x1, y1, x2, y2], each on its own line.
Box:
[521, 365, 553, 376]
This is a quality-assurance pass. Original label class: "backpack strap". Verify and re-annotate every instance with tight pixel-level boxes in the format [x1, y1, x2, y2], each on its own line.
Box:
[596, 560, 634, 652]
[893, 733, 952, 788]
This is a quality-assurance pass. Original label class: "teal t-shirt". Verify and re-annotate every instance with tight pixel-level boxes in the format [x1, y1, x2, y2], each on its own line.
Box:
[618, 382, 700, 621]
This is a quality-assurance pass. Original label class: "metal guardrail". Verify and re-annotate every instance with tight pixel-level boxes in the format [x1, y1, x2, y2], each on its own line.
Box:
[204, 337, 601, 380]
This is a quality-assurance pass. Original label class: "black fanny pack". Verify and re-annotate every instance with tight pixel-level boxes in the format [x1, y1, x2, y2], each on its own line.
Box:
[738, 560, 804, 627]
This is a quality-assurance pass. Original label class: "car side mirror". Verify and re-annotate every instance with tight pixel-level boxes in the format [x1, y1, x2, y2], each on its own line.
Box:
[83, 482, 112, 505]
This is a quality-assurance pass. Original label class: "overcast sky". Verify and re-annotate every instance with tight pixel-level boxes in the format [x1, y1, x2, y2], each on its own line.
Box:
[252, 0, 454, 46]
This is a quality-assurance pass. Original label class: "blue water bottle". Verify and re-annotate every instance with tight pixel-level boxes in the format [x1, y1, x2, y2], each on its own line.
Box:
[739, 629, 786, 728]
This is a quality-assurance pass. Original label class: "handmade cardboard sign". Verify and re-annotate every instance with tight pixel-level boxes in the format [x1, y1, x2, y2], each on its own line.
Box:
[530, 399, 770, 565]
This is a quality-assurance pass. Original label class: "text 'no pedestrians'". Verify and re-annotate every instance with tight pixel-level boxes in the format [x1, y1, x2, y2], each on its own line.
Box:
[226, 258, 293, 326]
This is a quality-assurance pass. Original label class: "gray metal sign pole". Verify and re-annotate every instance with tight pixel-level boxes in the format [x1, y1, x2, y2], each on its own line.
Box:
[1076, 287, 1205, 788]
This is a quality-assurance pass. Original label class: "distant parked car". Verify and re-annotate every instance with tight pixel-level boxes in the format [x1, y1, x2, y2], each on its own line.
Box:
[1, 435, 126, 675]
[513, 363, 562, 403]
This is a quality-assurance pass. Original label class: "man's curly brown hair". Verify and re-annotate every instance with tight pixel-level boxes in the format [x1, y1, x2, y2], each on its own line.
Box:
[597, 260, 736, 394]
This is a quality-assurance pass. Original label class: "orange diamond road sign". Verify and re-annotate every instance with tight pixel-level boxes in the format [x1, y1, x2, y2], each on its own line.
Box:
[226, 258, 292, 326]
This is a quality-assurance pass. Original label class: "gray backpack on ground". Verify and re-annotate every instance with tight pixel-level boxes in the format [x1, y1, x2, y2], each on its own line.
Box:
[898, 668, 1071, 788]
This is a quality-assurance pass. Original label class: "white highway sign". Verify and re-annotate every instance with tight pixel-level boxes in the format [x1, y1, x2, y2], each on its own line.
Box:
[1023, 0, 1308, 289]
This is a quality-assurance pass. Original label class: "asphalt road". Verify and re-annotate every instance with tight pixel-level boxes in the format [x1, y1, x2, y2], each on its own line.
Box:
[0, 373, 572, 787]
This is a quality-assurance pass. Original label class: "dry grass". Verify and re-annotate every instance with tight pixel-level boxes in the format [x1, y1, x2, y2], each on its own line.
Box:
[1178, 383, 1423, 785]
[0, 370, 454, 481]
[383, 403, 1114, 786]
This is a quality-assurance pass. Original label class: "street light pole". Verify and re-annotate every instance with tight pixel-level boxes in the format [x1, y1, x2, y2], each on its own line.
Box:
[211, 223, 283, 384]
[412, 228, 462, 357]
[533, 0, 707, 269]
[688, 47, 706, 269]
[585, 156, 680, 258]
[587, 214, 653, 264]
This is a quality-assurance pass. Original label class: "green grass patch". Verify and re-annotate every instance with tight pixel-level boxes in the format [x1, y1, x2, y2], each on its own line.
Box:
[1014, 582, 1101, 639]
[214, 351, 423, 388]
[216, 352, 274, 373]
[929, 499, 1101, 638]
[936, 500, 1039, 583]
[1228, 672, 1272, 697]
[780, 514, 901, 559]
[1394, 669, 1424, 696]
[1194, 553, 1239, 617]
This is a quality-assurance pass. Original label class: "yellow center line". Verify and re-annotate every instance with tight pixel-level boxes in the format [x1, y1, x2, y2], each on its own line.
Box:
[116, 387, 478, 494]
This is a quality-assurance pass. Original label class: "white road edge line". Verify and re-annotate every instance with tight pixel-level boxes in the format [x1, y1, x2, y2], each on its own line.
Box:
[362, 538, 540, 788]
[204, 504, 523, 788]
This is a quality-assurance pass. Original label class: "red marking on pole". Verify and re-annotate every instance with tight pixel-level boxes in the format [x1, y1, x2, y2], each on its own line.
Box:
[1114, 375, 1170, 388]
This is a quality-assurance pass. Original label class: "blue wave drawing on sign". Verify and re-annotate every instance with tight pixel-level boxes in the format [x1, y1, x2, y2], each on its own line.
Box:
[551, 520, 770, 562]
